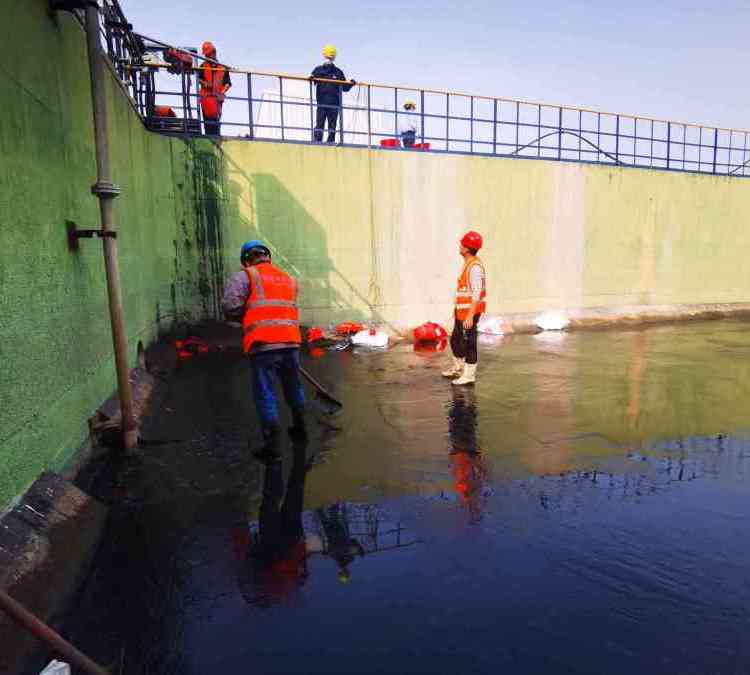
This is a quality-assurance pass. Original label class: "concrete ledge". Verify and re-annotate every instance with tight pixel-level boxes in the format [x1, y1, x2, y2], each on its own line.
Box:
[400, 302, 750, 339]
[0, 473, 107, 675]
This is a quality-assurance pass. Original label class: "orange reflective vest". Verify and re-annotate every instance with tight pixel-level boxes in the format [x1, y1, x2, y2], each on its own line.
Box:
[199, 63, 226, 120]
[242, 263, 302, 353]
[455, 257, 486, 320]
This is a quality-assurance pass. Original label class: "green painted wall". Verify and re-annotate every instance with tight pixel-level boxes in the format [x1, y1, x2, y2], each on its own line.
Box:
[0, 2, 227, 506]
[220, 142, 750, 330]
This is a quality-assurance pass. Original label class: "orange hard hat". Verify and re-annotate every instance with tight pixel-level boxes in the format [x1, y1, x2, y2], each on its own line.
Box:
[201, 41, 216, 57]
[461, 230, 483, 251]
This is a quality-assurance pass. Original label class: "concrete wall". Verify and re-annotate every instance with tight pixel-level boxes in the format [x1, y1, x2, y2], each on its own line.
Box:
[0, 2, 226, 507]
[220, 142, 750, 329]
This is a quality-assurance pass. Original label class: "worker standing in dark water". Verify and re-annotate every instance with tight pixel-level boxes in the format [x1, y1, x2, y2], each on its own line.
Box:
[198, 41, 231, 136]
[442, 231, 486, 385]
[221, 240, 306, 461]
[311, 44, 356, 143]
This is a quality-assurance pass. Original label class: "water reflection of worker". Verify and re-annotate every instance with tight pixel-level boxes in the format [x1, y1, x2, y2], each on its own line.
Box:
[448, 388, 489, 521]
[239, 441, 364, 605]
[316, 503, 365, 583]
[400, 100, 419, 148]
[198, 41, 231, 137]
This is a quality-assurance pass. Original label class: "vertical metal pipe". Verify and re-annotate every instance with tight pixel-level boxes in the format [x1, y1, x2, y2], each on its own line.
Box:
[84, 2, 137, 450]
[557, 106, 562, 160]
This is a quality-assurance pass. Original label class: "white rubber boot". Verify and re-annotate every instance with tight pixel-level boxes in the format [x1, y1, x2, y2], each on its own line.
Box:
[442, 357, 465, 378]
[452, 363, 477, 386]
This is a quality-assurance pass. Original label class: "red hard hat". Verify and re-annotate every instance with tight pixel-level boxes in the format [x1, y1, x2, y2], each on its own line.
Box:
[461, 230, 483, 251]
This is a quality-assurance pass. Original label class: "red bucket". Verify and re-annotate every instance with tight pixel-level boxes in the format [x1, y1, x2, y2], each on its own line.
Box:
[380, 138, 399, 148]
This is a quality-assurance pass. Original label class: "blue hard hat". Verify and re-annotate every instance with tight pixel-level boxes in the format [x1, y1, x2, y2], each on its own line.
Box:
[240, 240, 271, 260]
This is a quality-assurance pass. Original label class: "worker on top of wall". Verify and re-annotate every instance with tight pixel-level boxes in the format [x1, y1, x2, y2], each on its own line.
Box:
[222, 241, 306, 461]
[199, 41, 232, 137]
[442, 231, 486, 385]
[310, 44, 356, 144]
[400, 100, 419, 148]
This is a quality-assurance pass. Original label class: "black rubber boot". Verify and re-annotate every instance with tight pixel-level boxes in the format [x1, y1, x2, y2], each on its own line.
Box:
[288, 408, 308, 441]
[253, 424, 281, 463]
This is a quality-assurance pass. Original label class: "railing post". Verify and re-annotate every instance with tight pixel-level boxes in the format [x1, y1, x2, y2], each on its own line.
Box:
[367, 84, 372, 147]
[420, 89, 425, 147]
[446, 94, 450, 152]
[515, 101, 520, 153]
[309, 79, 315, 142]
[470, 96, 474, 153]
[666, 122, 671, 169]
[557, 106, 563, 160]
[394, 87, 398, 141]
[492, 99, 497, 155]
[615, 114, 620, 164]
[248, 73, 254, 139]
[712, 127, 719, 174]
[279, 76, 285, 141]
[537, 104, 541, 157]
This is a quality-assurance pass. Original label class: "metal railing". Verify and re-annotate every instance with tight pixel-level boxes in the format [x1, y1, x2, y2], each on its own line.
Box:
[97, 7, 750, 178]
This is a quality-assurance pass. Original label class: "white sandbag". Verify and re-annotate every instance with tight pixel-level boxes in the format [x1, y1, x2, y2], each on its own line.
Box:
[40, 662, 71, 675]
[351, 329, 389, 348]
[477, 315, 505, 335]
[535, 311, 570, 331]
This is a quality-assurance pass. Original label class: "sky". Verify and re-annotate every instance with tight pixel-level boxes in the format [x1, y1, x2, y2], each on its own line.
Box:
[121, 0, 749, 130]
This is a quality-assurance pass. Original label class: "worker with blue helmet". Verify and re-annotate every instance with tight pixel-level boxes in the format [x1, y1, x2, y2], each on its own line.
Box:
[222, 239, 306, 461]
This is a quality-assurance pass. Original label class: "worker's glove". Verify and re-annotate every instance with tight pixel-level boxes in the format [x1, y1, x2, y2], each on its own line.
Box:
[462, 316, 474, 331]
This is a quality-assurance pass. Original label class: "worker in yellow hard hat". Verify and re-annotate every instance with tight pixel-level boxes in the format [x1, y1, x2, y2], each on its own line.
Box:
[310, 44, 356, 143]
[400, 99, 419, 148]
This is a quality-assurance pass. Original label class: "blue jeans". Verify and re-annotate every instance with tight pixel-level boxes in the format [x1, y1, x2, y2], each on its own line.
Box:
[251, 349, 305, 427]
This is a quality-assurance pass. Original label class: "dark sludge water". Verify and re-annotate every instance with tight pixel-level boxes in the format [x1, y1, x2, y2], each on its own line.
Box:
[59, 321, 750, 675]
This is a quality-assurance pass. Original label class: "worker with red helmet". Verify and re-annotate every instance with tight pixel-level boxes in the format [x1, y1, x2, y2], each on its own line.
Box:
[442, 230, 486, 385]
[198, 41, 231, 137]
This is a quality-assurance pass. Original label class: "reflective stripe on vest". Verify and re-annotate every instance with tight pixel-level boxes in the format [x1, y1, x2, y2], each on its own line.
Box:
[455, 258, 486, 319]
[242, 263, 301, 353]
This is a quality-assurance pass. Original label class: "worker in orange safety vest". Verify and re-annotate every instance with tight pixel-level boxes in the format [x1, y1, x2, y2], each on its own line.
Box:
[222, 240, 305, 461]
[198, 41, 232, 137]
[442, 230, 486, 385]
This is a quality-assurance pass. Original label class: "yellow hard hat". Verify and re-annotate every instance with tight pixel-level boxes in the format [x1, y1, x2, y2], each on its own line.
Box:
[403, 100, 417, 110]
[322, 44, 337, 60]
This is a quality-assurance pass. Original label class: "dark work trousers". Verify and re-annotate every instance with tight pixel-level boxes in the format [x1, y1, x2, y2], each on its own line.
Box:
[204, 117, 221, 136]
[250, 348, 306, 428]
[401, 130, 416, 147]
[450, 314, 481, 365]
[314, 104, 340, 143]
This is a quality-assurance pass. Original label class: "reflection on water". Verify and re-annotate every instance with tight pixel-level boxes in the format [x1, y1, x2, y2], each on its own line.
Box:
[63, 321, 750, 675]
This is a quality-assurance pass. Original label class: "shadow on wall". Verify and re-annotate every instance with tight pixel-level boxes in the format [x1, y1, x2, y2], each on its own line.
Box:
[221, 152, 398, 331]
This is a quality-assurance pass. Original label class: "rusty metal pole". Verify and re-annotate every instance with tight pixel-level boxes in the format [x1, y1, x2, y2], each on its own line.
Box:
[84, 1, 137, 449]
[0, 589, 109, 675]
